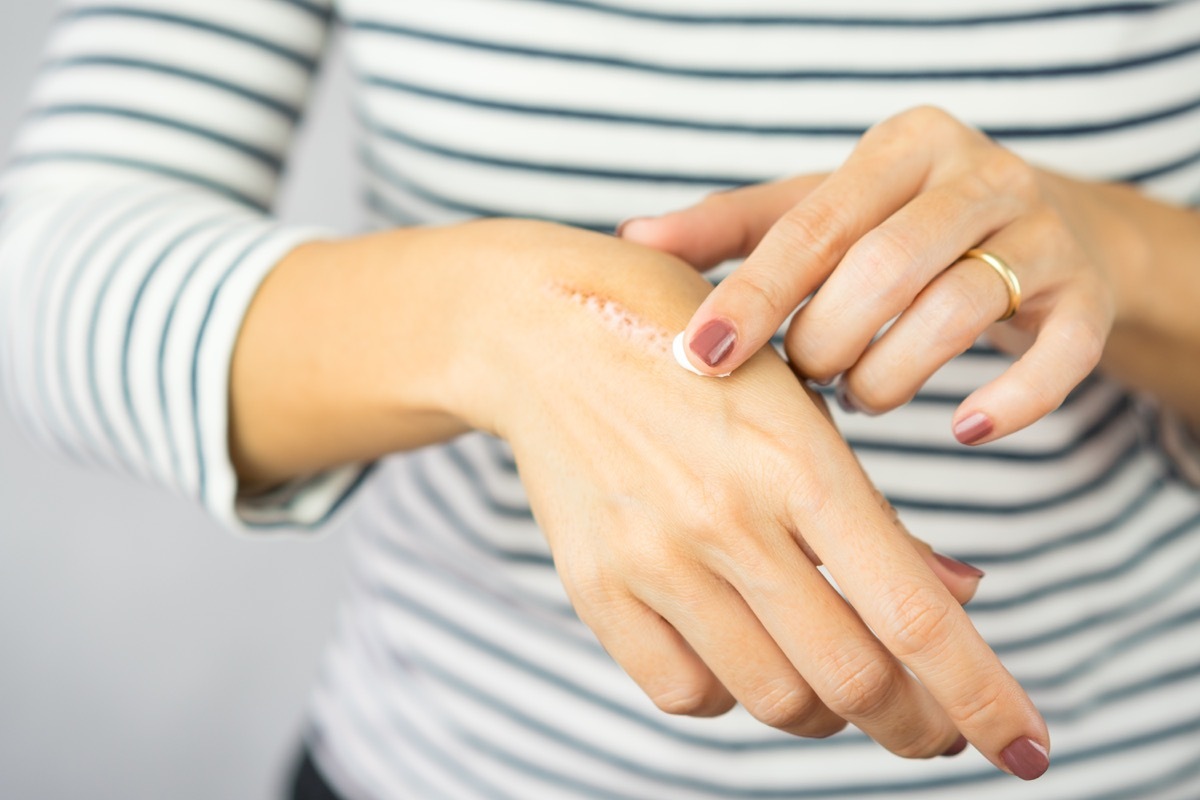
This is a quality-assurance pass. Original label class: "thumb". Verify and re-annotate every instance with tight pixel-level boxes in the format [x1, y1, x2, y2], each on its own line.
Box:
[617, 175, 826, 270]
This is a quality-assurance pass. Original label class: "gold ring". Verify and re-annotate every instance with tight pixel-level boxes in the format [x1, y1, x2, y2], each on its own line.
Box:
[964, 247, 1021, 322]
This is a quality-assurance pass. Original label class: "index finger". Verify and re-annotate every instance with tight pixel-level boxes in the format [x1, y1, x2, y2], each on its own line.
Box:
[679, 126, 936, 376]
[787, 413, 1049, 779]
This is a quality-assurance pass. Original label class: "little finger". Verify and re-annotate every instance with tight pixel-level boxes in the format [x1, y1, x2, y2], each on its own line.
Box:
[716, 536, 965, 757]
[572, 585, 736, 718]
[953, 291, 1112, 445]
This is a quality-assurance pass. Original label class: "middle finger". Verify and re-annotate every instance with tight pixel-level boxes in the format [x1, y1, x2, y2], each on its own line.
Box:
[787, 178, 1021, 383]
[838, 253, 1015, 414]
[710, 531, 965, 757]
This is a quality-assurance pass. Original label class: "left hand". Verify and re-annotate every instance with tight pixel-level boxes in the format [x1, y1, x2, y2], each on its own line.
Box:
[619, 105, 1122, 445]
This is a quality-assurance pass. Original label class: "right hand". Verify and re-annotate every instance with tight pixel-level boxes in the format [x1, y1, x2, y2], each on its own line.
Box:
[454, 221, 1049, 779]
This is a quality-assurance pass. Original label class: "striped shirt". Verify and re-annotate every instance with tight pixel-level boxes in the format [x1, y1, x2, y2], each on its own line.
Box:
[3, 1, 1200, 798]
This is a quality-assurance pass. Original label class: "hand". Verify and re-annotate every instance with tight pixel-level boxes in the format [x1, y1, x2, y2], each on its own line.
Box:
[619, 105, 1120, 445]
[233, 218, 1045, 777]
[457, 221, 1048, 778]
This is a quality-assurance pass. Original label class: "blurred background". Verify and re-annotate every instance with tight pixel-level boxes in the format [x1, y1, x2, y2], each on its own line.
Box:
[0, 3, 362, 798]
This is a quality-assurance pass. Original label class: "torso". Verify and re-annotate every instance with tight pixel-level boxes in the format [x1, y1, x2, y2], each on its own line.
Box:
[309, 2, 1200, 797]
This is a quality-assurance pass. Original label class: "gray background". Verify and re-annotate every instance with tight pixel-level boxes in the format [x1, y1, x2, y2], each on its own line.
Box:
[0, 3, 361, 798]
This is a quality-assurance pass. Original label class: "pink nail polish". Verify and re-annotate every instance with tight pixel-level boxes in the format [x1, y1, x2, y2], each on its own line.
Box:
[1001, 736, 1049, 780]
[689, 320, 736, 368]
[954, 412, 993, 445]
[934, 552, 985, 580]
[941, 735, 968, 757]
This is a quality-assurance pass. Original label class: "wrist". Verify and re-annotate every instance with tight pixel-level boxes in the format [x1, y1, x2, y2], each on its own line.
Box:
[230, 228, 474, 487]
[229, 217, 715, 488]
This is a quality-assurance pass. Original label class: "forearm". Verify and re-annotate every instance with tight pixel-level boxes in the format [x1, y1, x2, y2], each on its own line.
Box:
[228, 218, 713, 490]
[1074, 177, 1200, 426]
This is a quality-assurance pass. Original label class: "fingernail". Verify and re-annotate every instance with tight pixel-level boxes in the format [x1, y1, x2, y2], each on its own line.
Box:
[1001, 736, 1049, 781]
[941, 735, 968, 757]
[615, 217, 649, 238]
[689, 319, 736, 368]
[934, 552, 985, 580]
[953, 412, 993, 445]
[835, 381, 860, 414]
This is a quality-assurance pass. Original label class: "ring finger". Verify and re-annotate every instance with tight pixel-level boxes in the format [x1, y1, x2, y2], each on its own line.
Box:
[714, 538, 964, 757]
[785, 179, 1020, 383]
[638, 567, 847, 738]
[836, 239, 1025, 415]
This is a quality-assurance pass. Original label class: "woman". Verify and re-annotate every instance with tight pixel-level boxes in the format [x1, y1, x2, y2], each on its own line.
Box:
[2, 1, 1199, 797]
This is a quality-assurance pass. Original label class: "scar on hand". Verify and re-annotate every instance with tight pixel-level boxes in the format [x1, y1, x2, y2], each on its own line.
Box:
[542, 282, 672, 356]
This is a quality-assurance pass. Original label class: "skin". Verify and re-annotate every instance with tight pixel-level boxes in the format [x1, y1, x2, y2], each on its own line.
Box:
[228, 218, 1051, 777]
[620, 106, 1200, 440]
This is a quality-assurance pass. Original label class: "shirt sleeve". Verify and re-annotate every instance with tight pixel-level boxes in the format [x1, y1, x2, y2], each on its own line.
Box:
[0, 0, 368, 534]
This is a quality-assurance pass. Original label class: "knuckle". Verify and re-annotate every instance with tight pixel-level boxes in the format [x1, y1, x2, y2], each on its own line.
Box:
[825, 654, 901, 720]
[1055, 318, 1106, 373]
[1013, 320, 1105, 419]
[976, 148, 1039, 202]
[674, 476, 740, 539]
[945, 681, 1010, 733]
[876, 105, 952, 140]
[650, 680, 731, 717]
[782, 465, 835, 524]
[560, 555, 619, 612]
[1026, 204, 1069, 245]
[804, 713, 850, 740]
[889, 727, 957, 760]
[610, 527, 676, 580]
[910, 104, 955, 127]
[846, 371, 912, 414]
[775, 203, 855, 270]
[1011, 369, 1062, 418]
[785, 325, 844, 382]
[877, 584, 957, 660]
[744, 679, 819, 730]
[923, 277, 994, 344]
[669, 483, 772, 568]
[732, 267, 795, 321]
[1078, 330, 1105, 371]
[849, 228, 924, 303]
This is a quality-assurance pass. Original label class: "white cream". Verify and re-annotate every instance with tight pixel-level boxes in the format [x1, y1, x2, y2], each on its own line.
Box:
[673, 332, 732, 377]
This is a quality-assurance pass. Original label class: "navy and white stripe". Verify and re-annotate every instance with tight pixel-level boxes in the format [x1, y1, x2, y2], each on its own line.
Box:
[3, 1, 1200, 798]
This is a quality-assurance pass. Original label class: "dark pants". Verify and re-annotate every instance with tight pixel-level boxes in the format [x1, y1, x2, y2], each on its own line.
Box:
[288, 748, 347, 800]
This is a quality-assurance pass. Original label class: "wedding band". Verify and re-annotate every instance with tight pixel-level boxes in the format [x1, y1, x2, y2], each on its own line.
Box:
[963, 247, 1021, 322]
